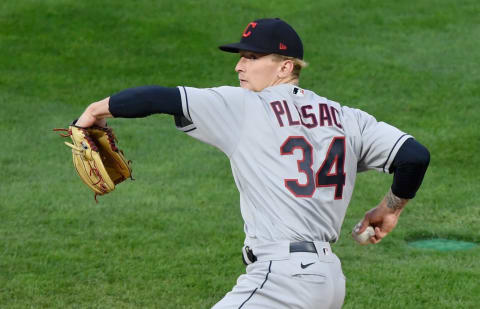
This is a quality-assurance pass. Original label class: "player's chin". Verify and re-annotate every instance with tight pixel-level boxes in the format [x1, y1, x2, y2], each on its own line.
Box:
[239, 81, 257, 91]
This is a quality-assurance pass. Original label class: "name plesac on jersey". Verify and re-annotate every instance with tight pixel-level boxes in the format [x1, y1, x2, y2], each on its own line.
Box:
[269, 100, 343, 129]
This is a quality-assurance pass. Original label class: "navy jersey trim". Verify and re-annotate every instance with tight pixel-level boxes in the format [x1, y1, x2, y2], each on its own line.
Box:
[174, 114, 196, 131]
[382, 134, 408, 173]
[182, 86, 192, 121]
[238, 261, 272, 308]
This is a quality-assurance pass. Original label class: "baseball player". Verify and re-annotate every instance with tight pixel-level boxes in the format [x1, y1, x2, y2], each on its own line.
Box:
[75, 18, 430, 308]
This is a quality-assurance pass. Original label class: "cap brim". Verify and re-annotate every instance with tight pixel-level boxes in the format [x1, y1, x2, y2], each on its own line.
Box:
[219, 42, 270, 54]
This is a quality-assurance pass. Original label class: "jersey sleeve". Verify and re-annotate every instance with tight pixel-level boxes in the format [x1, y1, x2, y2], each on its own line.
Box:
[174, 86, 246, 156]
[345, 107, 412, 173]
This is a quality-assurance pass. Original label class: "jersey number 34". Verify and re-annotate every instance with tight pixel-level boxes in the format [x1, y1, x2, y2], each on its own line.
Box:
[280, 136, 346, 199]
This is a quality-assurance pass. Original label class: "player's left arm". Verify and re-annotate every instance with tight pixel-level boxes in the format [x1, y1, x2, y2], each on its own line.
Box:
[356, 138, 430, 243]
[76, 86, 182, 127]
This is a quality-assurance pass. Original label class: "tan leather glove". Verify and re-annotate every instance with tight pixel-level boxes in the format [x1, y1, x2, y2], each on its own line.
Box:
[55, 125, 132, 201]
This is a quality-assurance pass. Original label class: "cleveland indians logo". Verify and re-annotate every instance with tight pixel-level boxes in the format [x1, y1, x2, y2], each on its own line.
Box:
[242, 22, 257, 37]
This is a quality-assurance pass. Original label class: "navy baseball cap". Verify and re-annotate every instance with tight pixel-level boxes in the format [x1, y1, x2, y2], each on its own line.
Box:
[219, 18, 304, 59]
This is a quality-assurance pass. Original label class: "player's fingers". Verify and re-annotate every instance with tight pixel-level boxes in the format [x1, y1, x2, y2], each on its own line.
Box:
[373, 226, 387, 242]
[354, 219, 369, 234]
[357, 211, 376, 234]
[369, 235, 380, 244]
[76, 109, 97, 128]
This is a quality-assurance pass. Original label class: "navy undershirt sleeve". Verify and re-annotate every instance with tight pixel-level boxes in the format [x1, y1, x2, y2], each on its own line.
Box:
[109, 86, 182, 118]
[389, 138, 430, 199]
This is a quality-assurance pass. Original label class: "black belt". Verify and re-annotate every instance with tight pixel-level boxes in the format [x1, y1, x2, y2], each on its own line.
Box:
[289, 241, 317, 253]
[243, 241, 318, 265]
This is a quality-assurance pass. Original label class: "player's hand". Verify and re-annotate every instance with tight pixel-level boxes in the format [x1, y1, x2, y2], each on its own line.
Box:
[356, 189, 409, 244]
[356, 206, 399, 244]
[76, 98, 112, 128]
[76, 111, 101, 128]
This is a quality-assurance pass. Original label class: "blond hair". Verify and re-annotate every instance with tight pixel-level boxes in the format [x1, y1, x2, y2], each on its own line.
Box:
[271, 54, 308, 79]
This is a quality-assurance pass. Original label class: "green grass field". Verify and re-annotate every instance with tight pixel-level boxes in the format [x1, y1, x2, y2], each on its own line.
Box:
[1, 0, 479, 308]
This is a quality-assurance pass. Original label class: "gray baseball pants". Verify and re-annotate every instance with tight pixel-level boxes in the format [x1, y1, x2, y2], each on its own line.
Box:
[212, 241, 345, 309]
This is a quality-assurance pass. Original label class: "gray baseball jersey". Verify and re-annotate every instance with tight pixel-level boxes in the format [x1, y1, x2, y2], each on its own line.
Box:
[175, 83, 411, 245]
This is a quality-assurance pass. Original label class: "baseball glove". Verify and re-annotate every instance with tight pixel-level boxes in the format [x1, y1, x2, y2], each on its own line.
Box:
[54, 125, 132, 201]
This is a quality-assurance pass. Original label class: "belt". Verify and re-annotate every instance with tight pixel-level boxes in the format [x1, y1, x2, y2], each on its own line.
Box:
[289, 241, 317, 253]
[242, 241, 320, 265]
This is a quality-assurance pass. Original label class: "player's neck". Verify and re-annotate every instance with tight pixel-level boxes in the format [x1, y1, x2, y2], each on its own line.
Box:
[271, 76, 299, 88]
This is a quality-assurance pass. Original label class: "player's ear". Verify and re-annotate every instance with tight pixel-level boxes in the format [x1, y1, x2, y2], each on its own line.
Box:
[278, 59, 295, 78]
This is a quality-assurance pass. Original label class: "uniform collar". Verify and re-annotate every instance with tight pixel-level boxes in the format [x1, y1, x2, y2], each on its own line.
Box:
[262, 83, 304, 97]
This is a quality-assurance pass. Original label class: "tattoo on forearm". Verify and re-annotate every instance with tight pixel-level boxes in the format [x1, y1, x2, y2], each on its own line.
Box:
[385, 189, 408, 211]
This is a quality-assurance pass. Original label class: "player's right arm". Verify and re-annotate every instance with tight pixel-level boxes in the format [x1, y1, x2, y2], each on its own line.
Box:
[361, 138, 430, 243]
[347, 108, 430, 243]
[356, 137, 430, 243]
